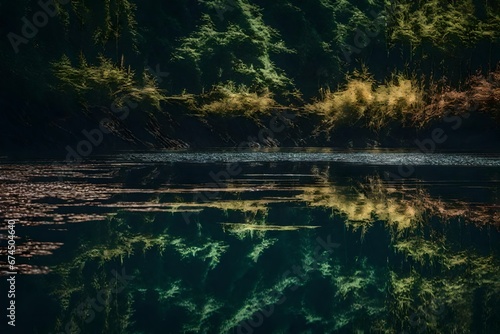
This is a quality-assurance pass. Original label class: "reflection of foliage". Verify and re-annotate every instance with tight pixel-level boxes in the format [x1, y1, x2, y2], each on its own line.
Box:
[208, 199, 270, 215]
[297, 174, 422, 232]
[39, 167, 500, 333]
[49, 213, 229, 333]
[220, 273, 300, 333]
[221, 222, 319, 233]
[298, 170, 498, 235]
[394, 238, 446, 266]
[170, 238, 228, 270]
[51, 215, 165, 317]
[248, 237, 277, 262]
[387, 259, 500, 333]
[387, 227, 500, 332]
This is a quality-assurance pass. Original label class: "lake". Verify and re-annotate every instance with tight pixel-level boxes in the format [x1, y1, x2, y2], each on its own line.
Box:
[1, 150, 499, 333]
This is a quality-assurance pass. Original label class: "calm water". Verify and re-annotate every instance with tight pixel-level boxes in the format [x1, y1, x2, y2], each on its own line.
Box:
[1, 150, 499, 333]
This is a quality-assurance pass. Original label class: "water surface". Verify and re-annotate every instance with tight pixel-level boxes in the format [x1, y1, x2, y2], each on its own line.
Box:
[0, 151, 499, 333]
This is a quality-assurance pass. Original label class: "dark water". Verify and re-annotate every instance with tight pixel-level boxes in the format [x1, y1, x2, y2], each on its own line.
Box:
[1, 151, 499, 333]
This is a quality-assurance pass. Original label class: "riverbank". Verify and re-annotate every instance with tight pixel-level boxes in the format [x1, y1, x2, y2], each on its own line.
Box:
[3, 66, 500, 156]
[2, 100, 499, 160]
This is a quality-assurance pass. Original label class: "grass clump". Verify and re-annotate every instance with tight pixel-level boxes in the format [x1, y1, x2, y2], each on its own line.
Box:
[52, 54, 166, 112]
[419, 66, 500, 126]
[199, 82, 277, 116]
[306, 69, 424, 129]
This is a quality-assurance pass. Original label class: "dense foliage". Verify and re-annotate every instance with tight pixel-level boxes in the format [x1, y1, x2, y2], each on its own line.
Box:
[1, 0, 499, 149]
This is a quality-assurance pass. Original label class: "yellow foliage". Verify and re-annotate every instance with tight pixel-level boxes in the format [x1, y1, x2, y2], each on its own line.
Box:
[200, 82, 277, 116]
[306, 71, 424, 129]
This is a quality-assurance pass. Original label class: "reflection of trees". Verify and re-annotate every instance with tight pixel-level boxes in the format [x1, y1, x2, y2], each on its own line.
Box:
[387, 235, 500, 332]
[49, 213, 228, 333]
[50, 215, 157, 333]
[300, 168, 498, 231]
[297, 176, 422, 232]
[291, 169, 500, 332]
[7, 162, 498, 332]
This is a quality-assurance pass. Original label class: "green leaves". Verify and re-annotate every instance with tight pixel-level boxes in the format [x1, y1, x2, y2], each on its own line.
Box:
[173, 1, 293, 90]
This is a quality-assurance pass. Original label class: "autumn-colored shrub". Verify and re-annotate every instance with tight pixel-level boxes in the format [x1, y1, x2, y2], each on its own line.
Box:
[199, 82, 277, 116]
[306, 70, 424, 129]
[420, 67, 500, 126]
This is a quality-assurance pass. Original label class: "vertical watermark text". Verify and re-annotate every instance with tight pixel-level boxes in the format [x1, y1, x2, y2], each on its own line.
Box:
[5, 219, 18, 327]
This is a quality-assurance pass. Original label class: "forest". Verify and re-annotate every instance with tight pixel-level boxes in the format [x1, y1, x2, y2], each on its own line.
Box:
[1, 0, 499, 152]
